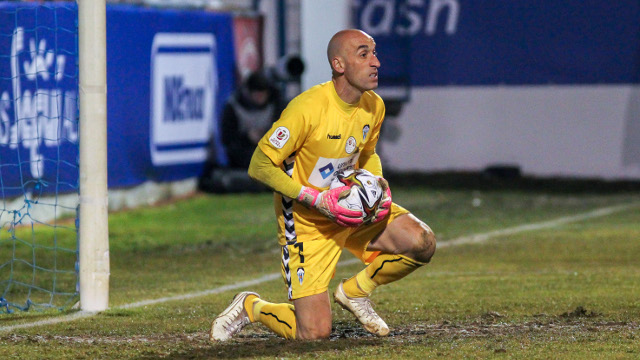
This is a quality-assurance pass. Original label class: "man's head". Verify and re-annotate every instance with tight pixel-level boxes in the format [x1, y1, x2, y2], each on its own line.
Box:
[327, 29, 380, 101]
[243, 72, 272, 106]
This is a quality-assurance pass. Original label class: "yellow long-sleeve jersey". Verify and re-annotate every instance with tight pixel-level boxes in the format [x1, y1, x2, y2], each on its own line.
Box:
[249, 81, 386, 245]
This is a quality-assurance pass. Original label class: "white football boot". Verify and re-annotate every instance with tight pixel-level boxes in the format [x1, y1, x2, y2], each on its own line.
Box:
[210, 291, 259, 341]
[334, 281, 390, 336]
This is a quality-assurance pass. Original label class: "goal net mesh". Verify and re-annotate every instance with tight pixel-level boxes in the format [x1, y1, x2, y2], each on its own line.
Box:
[0, 2, 79, 313]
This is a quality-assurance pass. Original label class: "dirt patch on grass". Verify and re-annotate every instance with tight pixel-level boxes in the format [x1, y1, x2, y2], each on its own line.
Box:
[559, 305, 600, 318]
[2, 312, 638, 359]
[183, 318, 639, 359]
[2, 318, 636, 345]
[386, 319, 635, 339]
[2, 332, 201, 345]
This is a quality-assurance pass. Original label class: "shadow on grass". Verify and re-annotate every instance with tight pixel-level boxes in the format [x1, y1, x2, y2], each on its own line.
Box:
[183, 337, 384, 359]
[158, 323, 386, 359]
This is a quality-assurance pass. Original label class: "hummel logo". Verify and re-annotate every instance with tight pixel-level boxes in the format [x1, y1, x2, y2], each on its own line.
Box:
[327, 134, 341, 139]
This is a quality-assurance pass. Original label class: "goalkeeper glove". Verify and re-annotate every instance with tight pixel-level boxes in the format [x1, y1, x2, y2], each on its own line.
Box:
[297, 186, 364, 227]
[367, 176, 392, 224]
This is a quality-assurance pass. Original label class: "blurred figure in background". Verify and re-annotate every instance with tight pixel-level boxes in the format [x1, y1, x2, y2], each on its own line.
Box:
[222, 71, 282, 169]
[199, 71, 282, 193]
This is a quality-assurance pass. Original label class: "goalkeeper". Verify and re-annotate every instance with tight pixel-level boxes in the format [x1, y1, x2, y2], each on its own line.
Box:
[210, 29, 436, 340]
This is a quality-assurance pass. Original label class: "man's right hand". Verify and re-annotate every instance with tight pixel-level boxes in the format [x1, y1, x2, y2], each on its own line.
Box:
[297, 186, 364, 227]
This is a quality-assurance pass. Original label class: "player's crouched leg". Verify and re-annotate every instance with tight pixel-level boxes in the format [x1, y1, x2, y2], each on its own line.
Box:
[402, 213, 436, 264]
[367, 212, 436, 264]
[364, 213, 436, 289]
[337, 213, 436, 336]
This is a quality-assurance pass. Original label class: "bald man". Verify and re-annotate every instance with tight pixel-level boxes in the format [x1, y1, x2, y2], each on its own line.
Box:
[210, 29, 436, 341]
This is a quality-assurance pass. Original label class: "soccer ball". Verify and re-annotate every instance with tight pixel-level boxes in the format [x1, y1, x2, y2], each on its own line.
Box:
[330, 168, 383, 222]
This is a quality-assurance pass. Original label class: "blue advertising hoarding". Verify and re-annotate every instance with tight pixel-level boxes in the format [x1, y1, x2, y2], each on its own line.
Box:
[0, 3, 79, 199]
[0, 2, 235, 197]
[353, 0, 640, 86]
[106, 5, 235, 187]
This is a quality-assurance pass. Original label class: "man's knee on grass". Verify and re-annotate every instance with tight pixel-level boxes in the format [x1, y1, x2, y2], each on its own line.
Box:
[293, 292, 333, 340]
[295, 306, 332, 340]
[296, 320, 332, 340]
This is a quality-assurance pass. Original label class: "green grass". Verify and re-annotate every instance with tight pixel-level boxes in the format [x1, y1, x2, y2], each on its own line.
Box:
[1, 186, 640, 359]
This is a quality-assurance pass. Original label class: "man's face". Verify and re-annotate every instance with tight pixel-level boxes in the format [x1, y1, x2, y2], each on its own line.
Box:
[249, 89, 270, 106]
[341, 34, 380, 93]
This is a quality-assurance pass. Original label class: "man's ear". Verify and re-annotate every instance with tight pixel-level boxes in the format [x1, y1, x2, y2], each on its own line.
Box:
[331, 57, 345, 74]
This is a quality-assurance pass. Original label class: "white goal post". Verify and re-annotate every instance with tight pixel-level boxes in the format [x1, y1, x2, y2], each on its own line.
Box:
[78, 0, 110, 312]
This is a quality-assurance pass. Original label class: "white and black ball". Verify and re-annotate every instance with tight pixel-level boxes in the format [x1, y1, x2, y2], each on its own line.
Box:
[330, 168, 383, 222]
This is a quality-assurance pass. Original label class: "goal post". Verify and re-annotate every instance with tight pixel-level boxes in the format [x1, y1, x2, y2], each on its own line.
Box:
[78, 0, 109, 312]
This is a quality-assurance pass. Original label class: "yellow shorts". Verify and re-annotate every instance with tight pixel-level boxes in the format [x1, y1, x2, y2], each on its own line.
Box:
[280, 203, 410, 300]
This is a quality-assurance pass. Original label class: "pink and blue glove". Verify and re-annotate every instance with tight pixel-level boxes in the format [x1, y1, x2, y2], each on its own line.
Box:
[297, 186, 364, 227]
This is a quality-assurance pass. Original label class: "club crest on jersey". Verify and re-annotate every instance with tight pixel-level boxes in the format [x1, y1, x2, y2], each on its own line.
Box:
[345, 136, 357, 154]
[297, 267, 305, 285]
[269, 126, 290, 148]
[362, 125, 370, 141]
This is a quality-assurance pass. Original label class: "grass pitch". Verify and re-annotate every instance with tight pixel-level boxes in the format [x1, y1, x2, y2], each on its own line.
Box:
[1, 180, 639, 359]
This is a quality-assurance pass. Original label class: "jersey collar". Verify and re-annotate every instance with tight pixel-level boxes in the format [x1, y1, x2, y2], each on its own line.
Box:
[329, 81, 360, 116]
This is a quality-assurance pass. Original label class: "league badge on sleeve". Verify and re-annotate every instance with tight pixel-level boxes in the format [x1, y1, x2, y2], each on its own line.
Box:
[269, 126, 290, 148]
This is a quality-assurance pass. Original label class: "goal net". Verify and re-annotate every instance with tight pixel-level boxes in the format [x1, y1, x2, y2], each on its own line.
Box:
[0, 2, 80, 313]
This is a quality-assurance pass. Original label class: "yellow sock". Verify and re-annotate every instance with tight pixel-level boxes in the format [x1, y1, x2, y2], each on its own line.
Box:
[251, 299, 297, 339]
[342, 270, 376, 297]
[342, 254, 426, 298]
[244, 294, 259, 321]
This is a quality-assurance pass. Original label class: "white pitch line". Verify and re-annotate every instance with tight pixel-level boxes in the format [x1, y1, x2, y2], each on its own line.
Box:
[119, 273, 281, 310]
[1, 201, 638, 333]
[437, 202, 639, 249]
[0, 311, 98, 332]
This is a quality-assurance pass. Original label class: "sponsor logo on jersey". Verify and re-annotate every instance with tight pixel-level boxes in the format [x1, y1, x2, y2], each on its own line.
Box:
[345, 136, 357, 154]
[269, 126, 290, 148]
[297, 267, 305, 285]
[327, 134, 342, 139]
[308, 155, 360, 188]
[363, 125, 370, 141]
[318, 163, 335, 179]
[150, 33, 217, 166]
